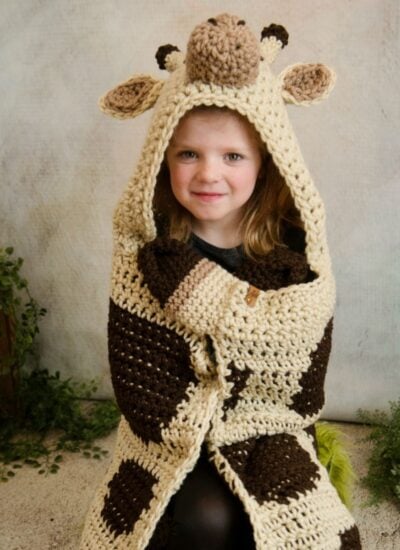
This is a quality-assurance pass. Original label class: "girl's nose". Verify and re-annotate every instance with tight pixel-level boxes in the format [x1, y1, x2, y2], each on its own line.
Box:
[197, 158, 220, 183]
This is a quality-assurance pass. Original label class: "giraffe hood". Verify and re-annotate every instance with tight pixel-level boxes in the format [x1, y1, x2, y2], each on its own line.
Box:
[99, 12, 336, 274]
[80, 14, 361, 550]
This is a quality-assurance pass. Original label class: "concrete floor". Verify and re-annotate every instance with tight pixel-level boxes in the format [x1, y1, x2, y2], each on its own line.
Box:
[0, 422, 399, 549]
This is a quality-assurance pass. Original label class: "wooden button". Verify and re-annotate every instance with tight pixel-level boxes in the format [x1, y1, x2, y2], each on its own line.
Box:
[245, 285, 260, 307]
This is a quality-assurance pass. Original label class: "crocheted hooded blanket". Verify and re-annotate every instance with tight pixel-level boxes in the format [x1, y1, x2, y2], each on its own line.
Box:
[81, 14, 361, 550]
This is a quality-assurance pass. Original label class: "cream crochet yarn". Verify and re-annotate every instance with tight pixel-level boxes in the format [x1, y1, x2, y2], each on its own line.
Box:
[80, 13, 361, 549]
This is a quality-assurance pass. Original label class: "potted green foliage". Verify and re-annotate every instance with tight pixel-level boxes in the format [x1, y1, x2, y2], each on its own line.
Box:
[0, 246, 46, 418]
[357, 400, 400, 507]
[0, 247, 120, 481]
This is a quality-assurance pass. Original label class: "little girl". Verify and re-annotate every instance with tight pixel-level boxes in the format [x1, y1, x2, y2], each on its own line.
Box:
[81, 13, 361, 550]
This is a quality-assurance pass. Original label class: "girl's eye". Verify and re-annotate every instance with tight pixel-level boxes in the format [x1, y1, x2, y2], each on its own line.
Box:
[226, 153, 243, 161]
[178, 151, 197, 159]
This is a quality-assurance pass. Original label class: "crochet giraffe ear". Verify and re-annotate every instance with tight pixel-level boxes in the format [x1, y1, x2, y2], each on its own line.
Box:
[98, 75, 164, 119]
[279, 63, 336, 106]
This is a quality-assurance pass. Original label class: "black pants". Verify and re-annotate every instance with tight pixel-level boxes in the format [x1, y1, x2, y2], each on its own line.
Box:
[165, 444, 255, 550]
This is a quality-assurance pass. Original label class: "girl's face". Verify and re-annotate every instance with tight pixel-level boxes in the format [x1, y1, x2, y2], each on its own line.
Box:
[165, 109, 262, 243]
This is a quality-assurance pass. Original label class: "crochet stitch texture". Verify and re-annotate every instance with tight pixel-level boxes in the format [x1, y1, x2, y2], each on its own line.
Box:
[81, 13, 361, 549]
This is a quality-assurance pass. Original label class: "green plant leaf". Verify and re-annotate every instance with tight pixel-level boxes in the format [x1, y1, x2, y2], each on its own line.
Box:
[316, 422, 356, 509]
[357, 399, 400, 507]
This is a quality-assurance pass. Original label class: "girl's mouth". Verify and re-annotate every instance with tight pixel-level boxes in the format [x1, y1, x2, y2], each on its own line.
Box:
[192, 192, 225, 202]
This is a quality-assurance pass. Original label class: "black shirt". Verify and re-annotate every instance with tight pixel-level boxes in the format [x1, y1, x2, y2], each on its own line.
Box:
[189, 233, 244, 272]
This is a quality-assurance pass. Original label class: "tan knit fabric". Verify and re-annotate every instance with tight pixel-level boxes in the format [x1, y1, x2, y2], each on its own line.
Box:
[81, 13, 361, 550]
[99, 75, 164, 120]
[186, 14, 260, 87]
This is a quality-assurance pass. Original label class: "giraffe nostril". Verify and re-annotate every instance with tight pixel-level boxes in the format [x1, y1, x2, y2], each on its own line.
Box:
[236, 43, 241, 50]
[237, 20, 246, 26]
[207, 18, 217, 26]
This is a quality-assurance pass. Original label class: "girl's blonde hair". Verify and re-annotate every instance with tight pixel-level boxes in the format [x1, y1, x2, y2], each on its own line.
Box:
[153, 106, 304, 259]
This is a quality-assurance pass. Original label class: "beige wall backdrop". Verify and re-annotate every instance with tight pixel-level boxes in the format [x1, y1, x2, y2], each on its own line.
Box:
[1, 1, 399, 420]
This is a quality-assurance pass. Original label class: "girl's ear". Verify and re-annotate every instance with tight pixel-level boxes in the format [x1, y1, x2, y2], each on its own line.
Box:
[278, 63, 336, 106]
[98, 75, 164, 119]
